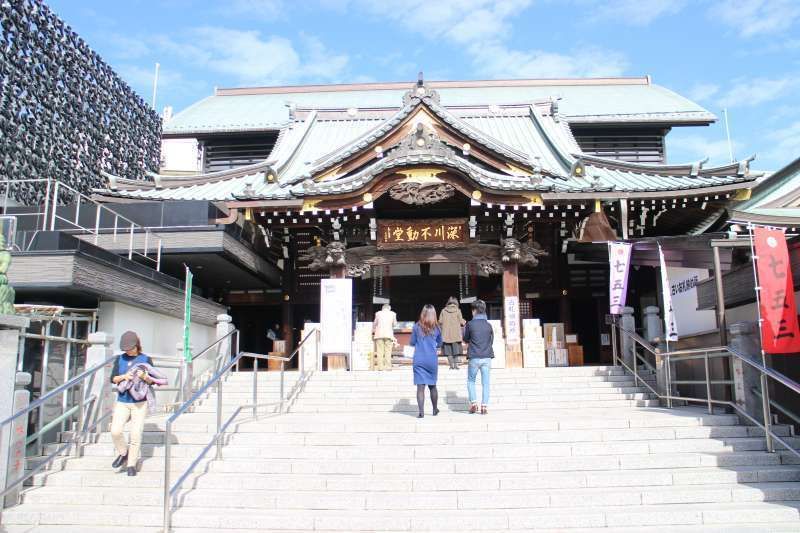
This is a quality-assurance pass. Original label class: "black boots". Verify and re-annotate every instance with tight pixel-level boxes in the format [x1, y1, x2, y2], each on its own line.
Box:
[112, 454, 127, 469]
[127, 466, 137, 477]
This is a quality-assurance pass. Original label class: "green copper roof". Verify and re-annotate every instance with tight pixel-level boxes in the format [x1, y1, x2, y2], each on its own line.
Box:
[163, 78, 715, 135]
[731, 156, 800, 224]
[738, 156, 800, 210]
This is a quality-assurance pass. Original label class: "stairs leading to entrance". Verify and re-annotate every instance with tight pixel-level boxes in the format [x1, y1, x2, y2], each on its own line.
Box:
[3, 366, 800, 531]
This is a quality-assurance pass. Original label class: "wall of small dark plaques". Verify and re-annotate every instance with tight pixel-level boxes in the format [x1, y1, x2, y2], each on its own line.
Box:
[0, 0, 161, 204]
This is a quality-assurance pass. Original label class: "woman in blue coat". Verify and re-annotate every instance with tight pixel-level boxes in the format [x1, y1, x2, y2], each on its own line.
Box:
[410, 304, 443, 418]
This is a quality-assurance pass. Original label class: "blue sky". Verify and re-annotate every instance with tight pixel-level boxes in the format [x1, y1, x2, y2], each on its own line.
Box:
[48, 0, 800, 171]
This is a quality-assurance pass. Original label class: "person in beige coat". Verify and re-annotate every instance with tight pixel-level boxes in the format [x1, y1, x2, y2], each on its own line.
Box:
[439, 297, 466, 369]
[372, 303, 397, 370]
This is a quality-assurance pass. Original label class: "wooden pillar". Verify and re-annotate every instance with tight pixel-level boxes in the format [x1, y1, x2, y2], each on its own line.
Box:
[330, 264, 346, 279]
[503, 261, 523, 368]
[326, 264, 349, 370]
[281, 231, 295, 356]
[280, 297, 293, 354]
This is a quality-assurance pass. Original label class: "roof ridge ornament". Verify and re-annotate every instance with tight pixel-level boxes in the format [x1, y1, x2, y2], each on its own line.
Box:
[387, 122, 454, 160]
[402, 72, 440, 106]
[690, 157, 708, 177]
[550, 97, 561, 123]
[738, 154, 755, 176]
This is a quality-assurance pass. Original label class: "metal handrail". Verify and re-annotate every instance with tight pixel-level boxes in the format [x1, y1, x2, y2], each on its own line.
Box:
[752, 387, 800, 428]
[1, 177, 164, 270]
[0, 355, 117, 506]
[613, 323, 800, 462]
[162, 328, 318, 532]
[0, 356, 115, 427]
[191, 329, 238, 363]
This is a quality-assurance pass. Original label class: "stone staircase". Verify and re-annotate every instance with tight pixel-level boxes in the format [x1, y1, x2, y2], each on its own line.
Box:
[3, 365, 800, 532]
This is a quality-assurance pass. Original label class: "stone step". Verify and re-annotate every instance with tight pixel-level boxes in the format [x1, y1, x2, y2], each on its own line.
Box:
[79, 422, 791, 447]
[211, 382, 649, 395]
[3, 502, 799, 530]
[19, 482, 800, 509]
[199, 399, 663, 413]
[67, 407, 746, 432]
[288, 385, 652, 396]
[24, 463, 800, 491]
[284, 400, 663, 412]
[46, 436, 797, 462]
[207, 391, 657, 403]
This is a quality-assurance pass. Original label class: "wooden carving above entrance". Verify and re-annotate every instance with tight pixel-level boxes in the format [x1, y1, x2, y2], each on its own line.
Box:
[377, 218, 467, 249]
[388, 181, 455, 205]
[299, 238, 548, 277]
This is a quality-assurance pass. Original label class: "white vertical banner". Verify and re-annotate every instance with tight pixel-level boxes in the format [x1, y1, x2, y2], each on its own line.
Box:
[504, 295, 520, 343]
[666, 267, 717, 337]
[608, 242, 632, 314]
[320, 278, 353, 355]
[658, 245, 678, 342]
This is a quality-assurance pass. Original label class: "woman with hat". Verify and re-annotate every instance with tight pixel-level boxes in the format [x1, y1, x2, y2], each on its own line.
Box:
[109, 330, 154, 476]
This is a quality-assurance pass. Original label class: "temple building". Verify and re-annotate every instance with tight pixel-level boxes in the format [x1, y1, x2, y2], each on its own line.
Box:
[93, 76, 761, 368]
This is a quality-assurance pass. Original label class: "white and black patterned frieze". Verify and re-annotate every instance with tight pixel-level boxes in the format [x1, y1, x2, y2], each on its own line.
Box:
[0, 0, 161, 204]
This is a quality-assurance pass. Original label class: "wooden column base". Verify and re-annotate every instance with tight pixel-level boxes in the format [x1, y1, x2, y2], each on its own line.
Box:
[506, 347, 523, 368]
[326, 354, 348, 371]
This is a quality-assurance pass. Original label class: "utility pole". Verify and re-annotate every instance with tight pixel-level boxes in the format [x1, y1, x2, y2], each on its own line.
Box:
[723, 108, 734, 163]
[152, 62, 160, 111]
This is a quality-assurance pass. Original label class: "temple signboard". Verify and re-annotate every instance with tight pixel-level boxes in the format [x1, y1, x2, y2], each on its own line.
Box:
[377, 218, 468, 249]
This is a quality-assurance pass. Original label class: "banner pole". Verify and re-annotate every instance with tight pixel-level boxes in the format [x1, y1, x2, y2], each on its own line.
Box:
[747, 223, 768, 368]
[183, 266, 193, 363]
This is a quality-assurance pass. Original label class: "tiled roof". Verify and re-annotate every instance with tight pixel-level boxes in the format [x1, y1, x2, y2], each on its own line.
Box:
[163, 77, 715, 135]
[100, 84, 754, 203]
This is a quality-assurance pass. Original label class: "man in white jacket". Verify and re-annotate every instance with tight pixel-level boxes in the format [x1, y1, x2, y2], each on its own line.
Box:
[372, 304, 397, 370]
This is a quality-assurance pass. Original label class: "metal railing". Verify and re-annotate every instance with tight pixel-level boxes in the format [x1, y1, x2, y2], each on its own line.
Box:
[612, 322, 800, 462]
[0, 178, 163, 270]
[162, 328, 318, 532]
[0, 355, 115, 507]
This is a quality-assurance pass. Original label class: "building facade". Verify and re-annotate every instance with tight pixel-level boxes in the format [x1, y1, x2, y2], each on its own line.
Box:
[94, 76, 760, 368]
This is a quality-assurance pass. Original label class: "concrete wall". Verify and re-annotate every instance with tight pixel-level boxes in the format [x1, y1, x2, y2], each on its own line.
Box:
[97, 301, 216, 357]
[161, 138, 200, 173]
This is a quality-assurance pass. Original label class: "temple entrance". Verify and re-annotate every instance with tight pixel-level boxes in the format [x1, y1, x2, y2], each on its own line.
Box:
[356, 263, 482, 322]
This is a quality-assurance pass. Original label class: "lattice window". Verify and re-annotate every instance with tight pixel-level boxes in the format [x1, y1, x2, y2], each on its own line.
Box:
[201, 134, 277, 173]
[572, 127, 666, 163]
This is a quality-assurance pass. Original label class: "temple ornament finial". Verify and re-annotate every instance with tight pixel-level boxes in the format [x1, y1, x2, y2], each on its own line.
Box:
[402, 75, 440, 106]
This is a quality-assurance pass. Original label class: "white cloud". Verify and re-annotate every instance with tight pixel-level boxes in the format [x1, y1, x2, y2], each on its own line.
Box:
[154, 27, 349, 86]
[667, 132, 740, 165]
[470, 43, 627, 79]
[764, 120, 800, 166]
[116, 64, 207, 107]
[358, 0, 533, 45]
[226, 0, 286, 20]
[709, 0, 800, 38]
[587, 0, 687, 26]
[718, 77, 797, 107]
[102, 33, 151, 60]
[343, 0, 627, 79]
[688, 83, 720, 102]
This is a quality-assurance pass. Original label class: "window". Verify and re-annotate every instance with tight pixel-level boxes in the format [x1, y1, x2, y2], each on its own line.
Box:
[200, 133, 278, 173]
[571, 127, 667, 163]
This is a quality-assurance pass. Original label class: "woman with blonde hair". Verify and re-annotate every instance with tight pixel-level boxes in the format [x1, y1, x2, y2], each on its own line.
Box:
[410, 304, 443, 418]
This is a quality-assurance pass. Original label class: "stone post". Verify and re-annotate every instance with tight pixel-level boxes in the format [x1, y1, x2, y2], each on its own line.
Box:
[620, 306, 636, 368]
[216, 314, 234, 360]
[0, 315, 30, 506]
[643, 306, 663, 344]
[729, 321, 763, 423]
[84, 332, 114, 436]
[212, 314, 235, 377]
[177, 342, 193, 404]
[4, 372, 30, 507]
